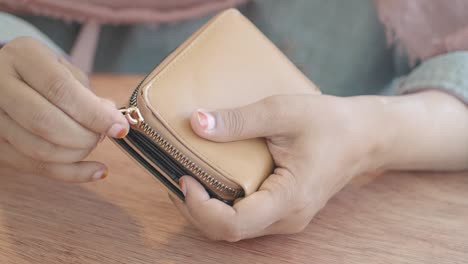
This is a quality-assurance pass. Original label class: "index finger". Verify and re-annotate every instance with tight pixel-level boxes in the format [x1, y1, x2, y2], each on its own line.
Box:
[178, 169, 294, 241]
[8, 37, 128, 138]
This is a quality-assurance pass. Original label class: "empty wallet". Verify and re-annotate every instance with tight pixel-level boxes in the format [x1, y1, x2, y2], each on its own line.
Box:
[114, 8, 320, 204]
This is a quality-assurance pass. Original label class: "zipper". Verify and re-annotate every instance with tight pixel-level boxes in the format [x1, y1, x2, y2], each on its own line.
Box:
[119, 85, 244, 200]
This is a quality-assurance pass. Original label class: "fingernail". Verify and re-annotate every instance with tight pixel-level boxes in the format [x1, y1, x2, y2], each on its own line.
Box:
[179, 178, 187, 196]
[108, 123, 127, 138]
[196, 110, 215, 130]
[92, 169, 108, 181]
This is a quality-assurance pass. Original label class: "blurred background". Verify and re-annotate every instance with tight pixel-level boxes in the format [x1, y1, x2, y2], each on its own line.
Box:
[2, 0, 403, 96]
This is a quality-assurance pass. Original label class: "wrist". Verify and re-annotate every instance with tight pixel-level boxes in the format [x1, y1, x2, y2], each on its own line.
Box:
[354, 91, 468, 172]
[346, 95, 398, 172]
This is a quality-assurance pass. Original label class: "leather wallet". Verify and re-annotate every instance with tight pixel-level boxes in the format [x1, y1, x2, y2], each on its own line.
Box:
[114, 8, 320, 204]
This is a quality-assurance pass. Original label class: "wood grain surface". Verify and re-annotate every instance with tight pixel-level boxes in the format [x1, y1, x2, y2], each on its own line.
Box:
[1, 75, 467, 264]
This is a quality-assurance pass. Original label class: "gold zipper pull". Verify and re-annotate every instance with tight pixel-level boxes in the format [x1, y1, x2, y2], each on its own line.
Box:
[120, 106, 144, 126]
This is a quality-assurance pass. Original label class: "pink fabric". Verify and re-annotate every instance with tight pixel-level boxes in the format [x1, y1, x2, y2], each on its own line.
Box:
[69, 21, 100, 73]
[0, 0, 248, 24]
[0, 0, 248, 72]
[2, 1, 467, 70]
[374, 0, 468, 64]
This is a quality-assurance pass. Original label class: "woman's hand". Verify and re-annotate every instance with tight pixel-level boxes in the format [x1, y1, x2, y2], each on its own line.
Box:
[0, 37, 129, 182]
[170, 94, 390, 241]
[171, 90, 468, 241]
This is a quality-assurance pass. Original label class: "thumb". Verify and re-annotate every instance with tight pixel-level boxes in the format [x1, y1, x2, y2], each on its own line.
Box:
[190, 95, 303, 142]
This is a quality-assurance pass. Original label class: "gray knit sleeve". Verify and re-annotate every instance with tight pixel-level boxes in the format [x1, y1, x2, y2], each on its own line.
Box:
[396, 51, 468, 104]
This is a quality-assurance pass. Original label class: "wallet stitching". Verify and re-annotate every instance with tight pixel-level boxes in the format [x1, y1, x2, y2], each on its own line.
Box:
[144, 11, 237, 183]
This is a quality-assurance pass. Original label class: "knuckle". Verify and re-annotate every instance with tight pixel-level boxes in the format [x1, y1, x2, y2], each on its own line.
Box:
[294, 200, 309, 215]
[34, 143, 89, 163]
[2, 37, 47, 63]
[2, 125, 15, 145]
[1, 42, 15, 57]
[36, 145, 92, 163]
[202, 231, 220, 241]
[223, 109, 245, 137]
[31, 159, 49, 176]
[272, 168, 313, 214]
[289, 219, 310, 234]
[262, 94, 309, 124]
[215, 221, 242, 242]
[79, 133, 101, 150]
[82, 109, 104, 131]
[273, 168, 299, 202]
[30, 108, 55, 136]
[44, 74, 71, 103]
[75, 147, 94, 161]
[3, 37, 39, 54]
[262, 95, 289, 116]
[222, 225, 243, 242]
[294, 188, 312, 212]
[30, 142, 57, 161]
[263, 95, 284, 109]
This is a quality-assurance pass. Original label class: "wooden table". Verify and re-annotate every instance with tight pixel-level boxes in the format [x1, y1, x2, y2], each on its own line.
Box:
[1, 75, 467, 264]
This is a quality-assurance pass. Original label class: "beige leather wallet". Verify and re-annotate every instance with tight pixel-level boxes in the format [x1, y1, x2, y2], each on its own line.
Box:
[114, 9, 320, 204]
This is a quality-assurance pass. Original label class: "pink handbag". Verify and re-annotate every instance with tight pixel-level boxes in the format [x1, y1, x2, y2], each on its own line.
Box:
[0, 0, 248, 72]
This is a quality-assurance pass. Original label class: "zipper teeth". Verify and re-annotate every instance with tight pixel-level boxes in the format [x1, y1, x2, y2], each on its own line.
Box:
[129, 86, 243, 198]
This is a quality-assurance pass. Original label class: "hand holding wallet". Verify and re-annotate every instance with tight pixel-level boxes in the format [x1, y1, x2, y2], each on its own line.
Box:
[114, 9, 320, 204]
